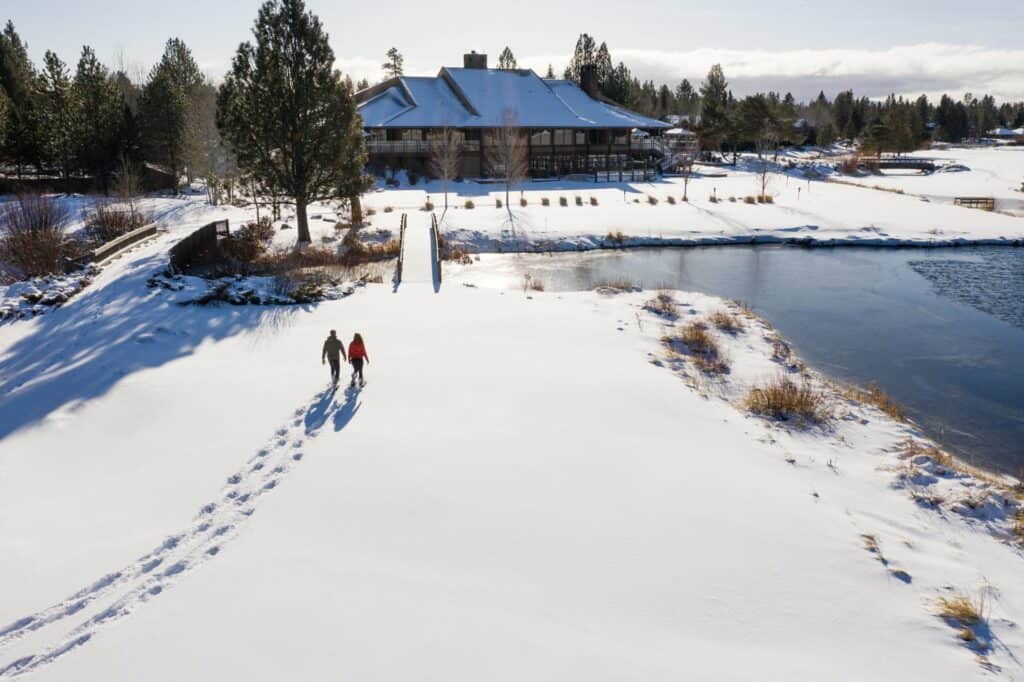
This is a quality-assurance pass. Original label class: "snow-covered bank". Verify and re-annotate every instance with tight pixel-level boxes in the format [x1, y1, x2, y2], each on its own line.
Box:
[1, 221, 1022, 678]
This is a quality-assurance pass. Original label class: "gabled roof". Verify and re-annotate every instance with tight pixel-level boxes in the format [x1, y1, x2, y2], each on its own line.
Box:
[356, 68, 669, 130]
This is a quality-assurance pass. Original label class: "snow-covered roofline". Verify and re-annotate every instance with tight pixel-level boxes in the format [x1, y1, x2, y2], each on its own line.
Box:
[356, 67, 669, 131]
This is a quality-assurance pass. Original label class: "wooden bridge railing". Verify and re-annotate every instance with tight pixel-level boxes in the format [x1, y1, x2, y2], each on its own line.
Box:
[169, 219, 230, 273]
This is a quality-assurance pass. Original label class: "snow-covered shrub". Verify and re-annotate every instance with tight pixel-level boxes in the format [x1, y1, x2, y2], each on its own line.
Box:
[744, 375, 832, 425]
[0, 194, 80, 281]
[605, 230, 626, 246]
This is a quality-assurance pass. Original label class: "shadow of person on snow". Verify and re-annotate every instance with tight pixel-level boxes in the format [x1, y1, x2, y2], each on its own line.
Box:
[304, 385, 362, 436]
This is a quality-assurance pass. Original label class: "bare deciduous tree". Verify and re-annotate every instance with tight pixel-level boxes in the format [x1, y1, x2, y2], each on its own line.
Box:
[428, 127, 462, 217]
[485, 109, 529, 216]
[678, 137, 701, 202]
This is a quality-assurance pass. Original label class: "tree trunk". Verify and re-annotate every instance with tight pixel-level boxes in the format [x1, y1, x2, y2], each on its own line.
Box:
[296, 198, 311, 243]
[350, 195, 363, 227]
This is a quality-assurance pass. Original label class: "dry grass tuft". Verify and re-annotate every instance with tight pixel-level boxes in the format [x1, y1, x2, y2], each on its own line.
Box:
[936, 594, 983, 626]
[605, 230, 626, 246]
[0, 194, 78, 280]
[744, 195, 757, 204]
[841, 382, 907, 422]
[644, 291, 678, 318]
[744, 375, 833, 425]
[664, 321, 729, 375]
[593, 277, 638, 293]
[709, 309, 744, 333]
[1014, 509, 1024, 545]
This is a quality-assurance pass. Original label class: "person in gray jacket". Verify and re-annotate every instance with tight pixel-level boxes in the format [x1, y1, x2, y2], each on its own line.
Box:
[321, 330, 347, 384]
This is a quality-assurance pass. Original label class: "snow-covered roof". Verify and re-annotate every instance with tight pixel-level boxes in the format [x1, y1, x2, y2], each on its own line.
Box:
[665, 128, 696, 136]
[987, 127, 1018, 137]
[357, 68, 669, 130]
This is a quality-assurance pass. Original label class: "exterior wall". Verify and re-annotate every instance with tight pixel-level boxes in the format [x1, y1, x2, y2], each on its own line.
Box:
[365, 126, 664, 180]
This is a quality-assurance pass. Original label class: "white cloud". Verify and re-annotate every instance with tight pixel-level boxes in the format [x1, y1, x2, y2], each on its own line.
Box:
[521, 44, 1024, 102]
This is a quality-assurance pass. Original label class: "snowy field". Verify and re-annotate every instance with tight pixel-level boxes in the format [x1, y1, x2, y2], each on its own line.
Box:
[1, 155, 1023, 678]
[1, 199, 1023, 679]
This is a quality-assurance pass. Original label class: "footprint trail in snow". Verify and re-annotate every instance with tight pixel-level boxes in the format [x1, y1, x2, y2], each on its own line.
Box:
[0, 386, 360, 678]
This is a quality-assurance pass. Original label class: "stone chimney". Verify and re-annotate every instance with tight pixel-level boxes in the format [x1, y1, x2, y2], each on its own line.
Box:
[463, 51, 488, 69]
[581, 64, 598, 98]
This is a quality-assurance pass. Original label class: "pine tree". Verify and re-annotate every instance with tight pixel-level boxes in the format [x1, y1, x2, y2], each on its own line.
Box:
[0, 21, 43, 174]
[39, 50, 77, 180]
[139, 38, 203, 190]
[545, 64, 555, 79]
[218, 0, 368, 243]
[356, 77, 369, 90]
[594, 42, 613, 93]
[73, 46, 123, 188]
[564, 33, 596, 83]
[697, 64, 729, 151]
[497, 46, 517, 70]
[382, 47, 403, 78]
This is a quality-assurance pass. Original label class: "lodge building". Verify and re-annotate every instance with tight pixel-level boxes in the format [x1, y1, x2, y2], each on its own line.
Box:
[355, 52, 672, 180]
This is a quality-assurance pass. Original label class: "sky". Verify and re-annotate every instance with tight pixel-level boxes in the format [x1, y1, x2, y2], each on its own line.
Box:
[5, 0, 1024, 102]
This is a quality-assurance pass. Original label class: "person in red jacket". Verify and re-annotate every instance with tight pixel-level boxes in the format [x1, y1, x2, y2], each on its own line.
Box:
[348, 333, 369, 388]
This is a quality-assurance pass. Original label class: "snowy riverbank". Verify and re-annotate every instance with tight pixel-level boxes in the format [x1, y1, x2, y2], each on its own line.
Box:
[0, 217, 1022, 678]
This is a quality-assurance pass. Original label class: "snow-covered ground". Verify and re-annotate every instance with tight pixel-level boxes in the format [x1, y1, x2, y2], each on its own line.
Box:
[1, 206, 1022, 679]
[829, 146, 1024, 215]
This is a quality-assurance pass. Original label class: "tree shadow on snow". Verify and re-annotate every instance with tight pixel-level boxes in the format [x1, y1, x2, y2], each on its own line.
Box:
[0, 250, 300, 441]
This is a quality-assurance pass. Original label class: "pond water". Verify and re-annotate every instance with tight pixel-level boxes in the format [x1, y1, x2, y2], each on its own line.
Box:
[454, 246, 1024, 476]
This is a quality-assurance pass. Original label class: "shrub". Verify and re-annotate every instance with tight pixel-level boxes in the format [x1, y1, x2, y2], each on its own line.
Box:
[559, 196, 568, 207]
[424, 200, 434, 211]
[575, 196, 583, 206]
[365, 208, 377, 217]
[744, 195, 757, 204]
[709, 194, 719, 203]
[235, 217, 274, 243]
[83, 202, 149, 243]
[647, 195, 658, 205]
[0, 194, 76, 280]
[383, 206, 393, 213]
[520, 196, 527, 207]
[590, 196, 598, 206]
[728, 196, 737, 202]
[667, 196, 676, 205]
[464, 199, 475, 209]
[681, 196, 689, 202]
[529, 278, 545, 291]
[762, 194, 774, 204]
[664, 321, 728, 375]
[709, 309, 743, 333]
[496, 198, 503, 208]
[541, 197, 550, 206]
[744, 375, 832, 425]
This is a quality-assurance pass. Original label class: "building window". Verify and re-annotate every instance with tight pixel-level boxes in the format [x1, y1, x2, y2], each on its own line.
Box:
[400, 129, 424, 141]
[530, 130, 552, 146]
[554, 129, 575, 145]
[613, 132, 628, 145]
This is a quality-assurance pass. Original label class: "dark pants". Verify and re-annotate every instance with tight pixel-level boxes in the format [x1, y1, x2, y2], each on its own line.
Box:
[328, 356, 340, 383]
[350, 358, 364, 385]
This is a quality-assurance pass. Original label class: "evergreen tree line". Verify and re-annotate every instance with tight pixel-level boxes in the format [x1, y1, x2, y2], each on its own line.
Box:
[558, 33, 1024, 151]
[0, 21, 228, 194]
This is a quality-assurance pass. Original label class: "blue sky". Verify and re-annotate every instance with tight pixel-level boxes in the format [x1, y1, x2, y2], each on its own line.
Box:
[6, 0, 1024, 100]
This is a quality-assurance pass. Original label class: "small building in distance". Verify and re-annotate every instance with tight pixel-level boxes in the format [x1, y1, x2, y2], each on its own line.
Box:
[356, 52, 672, 180]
